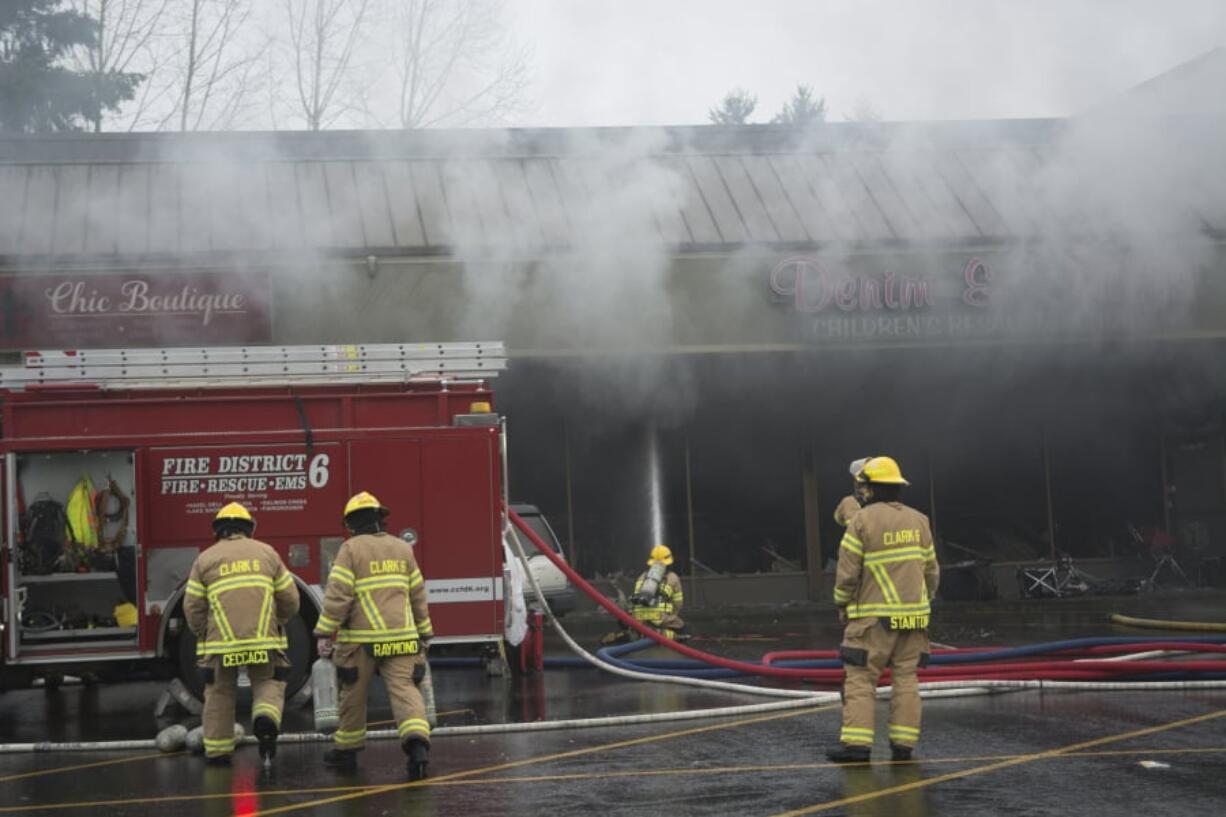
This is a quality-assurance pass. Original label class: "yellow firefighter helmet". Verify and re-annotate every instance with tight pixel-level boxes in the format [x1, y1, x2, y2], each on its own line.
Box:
[343, 491, 389, 519]
[648, 544, 674, 566]
[214, 502, 254, 523]
[856, 456, 910, 485]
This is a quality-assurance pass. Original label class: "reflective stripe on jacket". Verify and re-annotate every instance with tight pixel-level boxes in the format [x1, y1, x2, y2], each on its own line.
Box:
[833, 501, 940, 620]
[183, 534, 300, 657]
[632, 570, 684, 624]
[314, 532, 432, 645]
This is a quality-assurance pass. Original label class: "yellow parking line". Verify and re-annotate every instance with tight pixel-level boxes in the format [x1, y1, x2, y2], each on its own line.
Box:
[245, 704, 838, 816]
[0, 752, 181, 784]
[769, 708, 1226, 816]
[0, 706, 832, 815]
[5, 739, 1225, 814]
[462, 745, 1226, 786]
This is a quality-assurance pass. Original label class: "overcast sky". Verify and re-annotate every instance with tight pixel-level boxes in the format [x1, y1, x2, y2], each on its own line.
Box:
[506, 0, 1225, 126]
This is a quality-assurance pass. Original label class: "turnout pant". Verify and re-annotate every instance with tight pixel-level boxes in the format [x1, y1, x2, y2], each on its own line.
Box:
[838, 617, 929, 749]
[332, 643, 430, 751]
[630, 610, 686, 640]
[202, 658, 287, 758]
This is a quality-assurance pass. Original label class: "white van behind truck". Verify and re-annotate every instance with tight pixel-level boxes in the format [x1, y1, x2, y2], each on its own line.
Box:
[509, 504, 576, 616]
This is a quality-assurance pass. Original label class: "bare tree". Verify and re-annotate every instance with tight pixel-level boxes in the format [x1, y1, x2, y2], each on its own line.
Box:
[378, 0, 530, 129]
[160, 0, 263, 131]
[68, 0, 173, 131]
[280, 0, 372, 130]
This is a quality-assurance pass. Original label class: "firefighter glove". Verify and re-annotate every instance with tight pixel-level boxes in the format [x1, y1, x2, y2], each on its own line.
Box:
[837, 607, 848, 625]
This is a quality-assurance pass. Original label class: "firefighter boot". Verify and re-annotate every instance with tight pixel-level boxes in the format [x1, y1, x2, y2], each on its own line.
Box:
[404, 737, 429, 781]
[826, 744, 872, 763]
[890, 744, 914, 762]
[254, 716, 278, 764]
[323, 748, 358, 772]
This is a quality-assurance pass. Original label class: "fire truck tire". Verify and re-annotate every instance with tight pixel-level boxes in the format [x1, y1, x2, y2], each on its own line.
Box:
[174, 614, 313, 704]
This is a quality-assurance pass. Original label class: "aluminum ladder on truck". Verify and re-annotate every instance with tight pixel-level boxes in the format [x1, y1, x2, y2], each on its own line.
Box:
[0, 342, 507, 389]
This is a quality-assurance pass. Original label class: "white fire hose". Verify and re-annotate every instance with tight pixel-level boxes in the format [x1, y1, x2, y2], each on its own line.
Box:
[4, 525, 1226, 753]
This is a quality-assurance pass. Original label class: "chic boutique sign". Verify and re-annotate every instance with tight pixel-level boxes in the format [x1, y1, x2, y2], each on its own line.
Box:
[0, 271, 271, 349]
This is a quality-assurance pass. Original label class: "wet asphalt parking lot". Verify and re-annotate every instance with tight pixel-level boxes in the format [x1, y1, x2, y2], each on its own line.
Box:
[3, 592, 1226, 816]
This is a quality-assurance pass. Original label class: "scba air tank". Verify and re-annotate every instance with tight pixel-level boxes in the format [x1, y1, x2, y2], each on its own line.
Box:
[312, 657, 340, 734]
[636, 561, 667, 602]
[419, 661, 438, 727]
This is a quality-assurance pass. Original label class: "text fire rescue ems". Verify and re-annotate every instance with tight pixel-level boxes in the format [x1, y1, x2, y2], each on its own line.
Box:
[160, 453, 330, 494]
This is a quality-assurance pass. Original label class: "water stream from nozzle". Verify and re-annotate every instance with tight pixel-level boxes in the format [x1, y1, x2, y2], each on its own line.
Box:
[647, 422, 664, 548]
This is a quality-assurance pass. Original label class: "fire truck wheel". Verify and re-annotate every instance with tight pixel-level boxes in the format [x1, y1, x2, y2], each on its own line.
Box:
[174, 614, 314, 704]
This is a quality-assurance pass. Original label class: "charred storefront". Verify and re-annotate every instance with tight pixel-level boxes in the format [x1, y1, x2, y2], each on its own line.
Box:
[0, 113, 1223, 602]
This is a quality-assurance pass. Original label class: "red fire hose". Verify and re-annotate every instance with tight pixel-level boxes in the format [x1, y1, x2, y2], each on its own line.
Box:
[508, 510, 1226, 683]
[510, 508, 848, 680]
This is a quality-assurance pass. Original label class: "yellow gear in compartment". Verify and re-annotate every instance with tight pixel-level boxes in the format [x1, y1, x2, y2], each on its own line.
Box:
[66, 474, 99, 548]
[113, 602, 138, 627]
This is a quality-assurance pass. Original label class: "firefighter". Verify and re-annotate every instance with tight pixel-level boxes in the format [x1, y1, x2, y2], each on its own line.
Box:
[828, 456, 940, 763]
[183, 502, 300, 766]
[315, 491, 434, 779]
[833, 457, 872, 528]
[631, 545, 685, 639]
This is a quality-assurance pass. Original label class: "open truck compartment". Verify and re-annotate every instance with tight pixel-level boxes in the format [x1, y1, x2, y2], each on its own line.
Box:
[0, 343, 509, 695]
[8, 450, 140, 660]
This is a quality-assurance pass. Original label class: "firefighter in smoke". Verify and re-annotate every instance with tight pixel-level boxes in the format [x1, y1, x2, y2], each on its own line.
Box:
[631, 545, 686, 639]
[833, 457, 872, 528]
[184, 502, 300, 766]
[315, 491, 434, 779]
[828, 456, 940, 763]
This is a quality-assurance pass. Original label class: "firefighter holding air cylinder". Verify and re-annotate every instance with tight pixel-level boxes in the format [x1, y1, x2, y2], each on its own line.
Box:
[828, 456, 940, 764]
[315, 491, 434, 780]
[631, 545, 686, 639]
[183, 502, 300, 766]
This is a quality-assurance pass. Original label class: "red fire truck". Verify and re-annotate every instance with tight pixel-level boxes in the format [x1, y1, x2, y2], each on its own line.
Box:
[0, 343, 508, 700]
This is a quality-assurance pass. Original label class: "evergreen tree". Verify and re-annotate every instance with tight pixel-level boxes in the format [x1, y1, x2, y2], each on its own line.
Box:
[708, 88, 758, 125]
[0, 0, 140, 132]
[773, 84, 827, 126]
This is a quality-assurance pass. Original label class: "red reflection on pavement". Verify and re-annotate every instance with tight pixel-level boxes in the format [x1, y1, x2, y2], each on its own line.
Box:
[231, 767, 260, 816]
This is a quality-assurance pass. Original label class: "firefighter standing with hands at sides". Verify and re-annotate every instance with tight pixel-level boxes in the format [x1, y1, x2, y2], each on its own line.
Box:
[828, 456, 940, 763]
[184, 502, 300, 766]
[833, 457, 872, 528]
[315, 491, 435, 780]
[631, 545, 686, 639]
